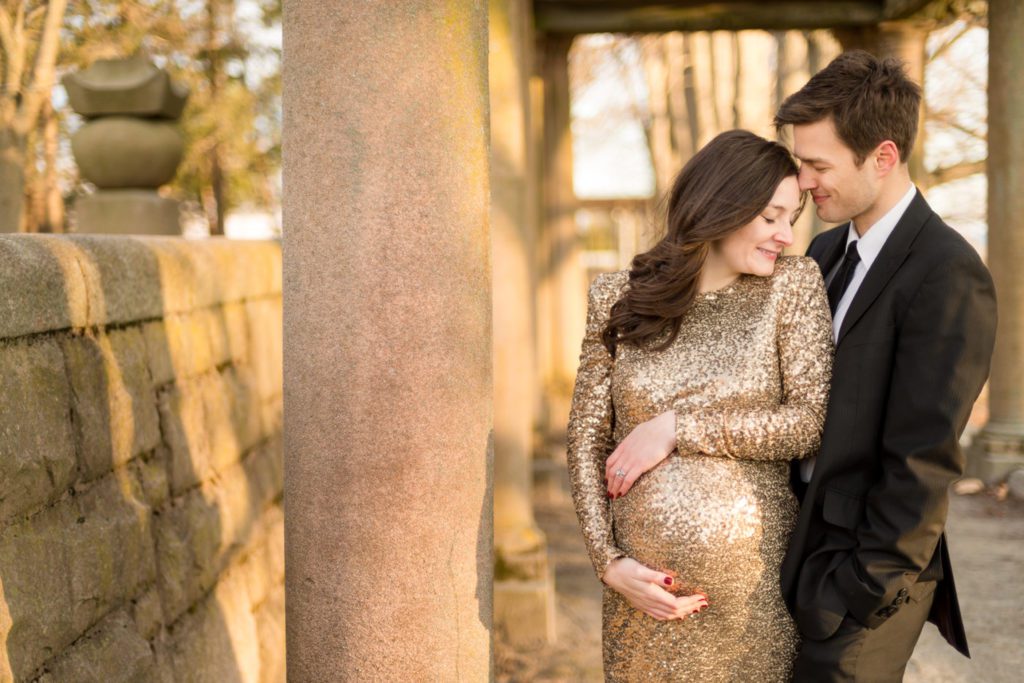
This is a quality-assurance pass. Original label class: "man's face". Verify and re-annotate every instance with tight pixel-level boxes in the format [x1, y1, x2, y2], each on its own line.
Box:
[792, 118, 880, 225]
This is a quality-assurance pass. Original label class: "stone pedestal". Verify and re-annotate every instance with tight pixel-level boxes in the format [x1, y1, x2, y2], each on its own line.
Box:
[74, 191, 180, 235]
[283, 3, 493, 680]
[494, 554, 557, 648]
[62, 56, 188, 235]
[969, 423, 1024, 483]
[971, 0, 1024, 483]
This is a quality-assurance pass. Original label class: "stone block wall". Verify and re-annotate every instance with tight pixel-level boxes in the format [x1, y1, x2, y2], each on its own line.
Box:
[0, 235, 284, 682]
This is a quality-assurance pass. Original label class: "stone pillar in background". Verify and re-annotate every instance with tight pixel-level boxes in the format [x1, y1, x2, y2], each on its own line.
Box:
[62, 55, 188, 234]
[283, 3, 493, 680]
[832, 23, 929, 188]
[490, 0, 556, 647]
[736, 31, 776, 138]
[529, 70, 550, 449]
[616, 207, 642, 268]
[971, 0, 1024, 483]
[801, 30, 842, 241]
[538, 34, 585, 439]
[775, 31, 815, 254]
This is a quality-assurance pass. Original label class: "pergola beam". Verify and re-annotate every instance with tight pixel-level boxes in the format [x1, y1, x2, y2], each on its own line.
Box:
[534, 0, 937, 34]
[881, 0, 939, 20]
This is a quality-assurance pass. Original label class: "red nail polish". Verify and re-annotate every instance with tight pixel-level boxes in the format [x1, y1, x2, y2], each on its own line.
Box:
[664, 577, 673, 586]
[607, 492, 613, 499]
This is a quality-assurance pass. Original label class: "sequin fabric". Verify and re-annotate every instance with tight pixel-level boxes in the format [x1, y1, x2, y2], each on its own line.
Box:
[566, 256, 834, 682]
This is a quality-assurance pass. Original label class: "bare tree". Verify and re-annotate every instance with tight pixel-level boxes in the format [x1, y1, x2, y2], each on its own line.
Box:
[638, 34, 680, 195]
[923, 17, 987, 190]
[0, 0, 68, 231]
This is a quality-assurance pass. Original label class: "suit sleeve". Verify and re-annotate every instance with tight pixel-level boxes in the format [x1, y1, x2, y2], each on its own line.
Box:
[674, 258, 834, 461]
[831, 252, 997, 628]
[566, 275, 627, 582]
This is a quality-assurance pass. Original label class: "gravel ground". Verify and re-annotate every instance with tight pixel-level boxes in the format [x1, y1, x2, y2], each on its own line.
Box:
[905, 492, 1024, 683]
[496, 477, 1024, 682]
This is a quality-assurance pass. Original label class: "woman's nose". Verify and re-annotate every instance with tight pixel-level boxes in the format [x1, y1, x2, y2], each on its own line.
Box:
[774, 225, 794, 246]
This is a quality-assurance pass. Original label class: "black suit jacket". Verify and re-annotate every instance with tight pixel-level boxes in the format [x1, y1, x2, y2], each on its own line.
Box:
[780, 189, 997, 658]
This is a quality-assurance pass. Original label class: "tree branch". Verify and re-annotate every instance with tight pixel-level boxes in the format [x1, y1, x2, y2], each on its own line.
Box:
[0, 9, 12, 56]
[25, 3, 44, 26]
[13, 0, 65, 134]
[609, 36, 652, 131]
[14, 0, 24, 35]
[0, 5, 24, 111]
[928, 159, 986, 186]
[927, 22, 971, 63]
[926, 105, 985, 142]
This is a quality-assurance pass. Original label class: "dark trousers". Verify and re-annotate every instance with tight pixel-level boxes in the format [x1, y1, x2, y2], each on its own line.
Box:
[793, 580, 937, 682]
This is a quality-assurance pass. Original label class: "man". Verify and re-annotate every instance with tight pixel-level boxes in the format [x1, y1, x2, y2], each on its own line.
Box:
[774, 50, 997, 681]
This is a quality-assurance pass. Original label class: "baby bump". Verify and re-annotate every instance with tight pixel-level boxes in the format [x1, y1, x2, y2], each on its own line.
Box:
[610, 455, 797, 595]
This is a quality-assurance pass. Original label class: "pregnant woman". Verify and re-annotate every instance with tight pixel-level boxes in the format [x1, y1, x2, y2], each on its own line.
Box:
[567, 129, 834, 681]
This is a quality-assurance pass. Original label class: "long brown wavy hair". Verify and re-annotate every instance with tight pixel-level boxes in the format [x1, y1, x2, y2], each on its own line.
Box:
[602, 129, 802, 357]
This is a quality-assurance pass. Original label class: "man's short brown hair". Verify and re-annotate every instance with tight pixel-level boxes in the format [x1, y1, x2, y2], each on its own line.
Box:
[774, 50, 922, 166]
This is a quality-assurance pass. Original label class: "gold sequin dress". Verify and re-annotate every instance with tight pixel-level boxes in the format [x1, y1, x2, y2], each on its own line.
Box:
[566, 256, 834, 682]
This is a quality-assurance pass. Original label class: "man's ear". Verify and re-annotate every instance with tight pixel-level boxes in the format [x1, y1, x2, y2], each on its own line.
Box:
[873, 140, 901, 177]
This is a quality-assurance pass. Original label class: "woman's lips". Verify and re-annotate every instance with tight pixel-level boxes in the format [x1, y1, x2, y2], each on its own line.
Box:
[758, 248, 779, 260]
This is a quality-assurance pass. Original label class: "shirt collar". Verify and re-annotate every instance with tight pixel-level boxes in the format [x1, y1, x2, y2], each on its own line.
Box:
[846, 182, 918, 270]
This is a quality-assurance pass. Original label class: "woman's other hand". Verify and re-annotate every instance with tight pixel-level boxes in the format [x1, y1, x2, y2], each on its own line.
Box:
[601, 557, 708, 621]
[605, 410, 677, 498]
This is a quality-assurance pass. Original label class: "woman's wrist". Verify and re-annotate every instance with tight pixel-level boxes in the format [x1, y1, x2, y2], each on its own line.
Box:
[664, 409, 679, 454]
[602, 555, 627, 584]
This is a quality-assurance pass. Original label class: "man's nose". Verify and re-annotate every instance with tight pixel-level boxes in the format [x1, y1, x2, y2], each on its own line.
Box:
[798, 167, 816, 192]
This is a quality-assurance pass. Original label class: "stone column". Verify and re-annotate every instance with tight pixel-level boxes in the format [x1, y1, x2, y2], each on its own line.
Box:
[283, 3, 493, 680]
[490, 0, 556, 646]
[972, 0, 1024, 482]
[775, 31, 815, 254]
[538, 34, 585, 440]
[833, 23, 929, 187]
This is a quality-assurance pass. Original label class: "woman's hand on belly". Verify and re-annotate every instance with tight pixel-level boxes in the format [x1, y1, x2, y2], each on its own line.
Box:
[602, 557, 708, 621]
[606, 410, 677, 498]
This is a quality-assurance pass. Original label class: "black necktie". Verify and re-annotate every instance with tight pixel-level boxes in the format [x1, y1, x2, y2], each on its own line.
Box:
[827, 240, 861, 314]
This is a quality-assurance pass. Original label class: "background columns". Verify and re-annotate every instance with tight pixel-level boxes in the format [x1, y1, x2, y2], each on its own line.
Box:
[538, 34, 585, 443]
[490, 0, 556, 646]
[972, 0, 1024, 483]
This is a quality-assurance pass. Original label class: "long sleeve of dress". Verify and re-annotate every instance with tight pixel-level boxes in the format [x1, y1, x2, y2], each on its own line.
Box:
[674, 257, 834, 461]
[566, 273, 628, 582]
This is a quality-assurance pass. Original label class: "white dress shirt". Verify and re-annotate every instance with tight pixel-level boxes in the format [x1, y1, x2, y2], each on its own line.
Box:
[800, 182, 918, 483]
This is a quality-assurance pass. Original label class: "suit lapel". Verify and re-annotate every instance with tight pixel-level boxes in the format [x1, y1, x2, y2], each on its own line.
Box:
[836, 190, 931, 345]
